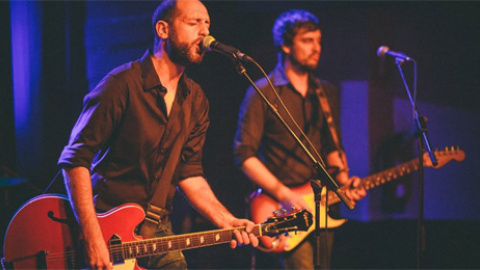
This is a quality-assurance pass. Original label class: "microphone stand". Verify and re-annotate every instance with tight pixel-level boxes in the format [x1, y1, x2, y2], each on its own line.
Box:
[394, 57, 437, 269]
[310, 179, 329, 269]
[232, 55, 353, 270]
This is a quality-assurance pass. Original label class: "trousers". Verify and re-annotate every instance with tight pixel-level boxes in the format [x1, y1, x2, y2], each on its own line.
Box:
[136, 221, 188, 270]
[281, 230, 334, 270]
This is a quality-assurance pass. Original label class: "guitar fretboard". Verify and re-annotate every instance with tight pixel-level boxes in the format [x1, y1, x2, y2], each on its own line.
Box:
[361, 159, 418, 190]
[110, 225, 262, 260]
[324, 159, 419, 206]
[322, 147, 463, 207]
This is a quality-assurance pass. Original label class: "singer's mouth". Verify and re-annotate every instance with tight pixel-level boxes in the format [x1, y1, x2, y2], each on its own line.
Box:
[195, 44, 202, 53]
[309, 54, 320, 61]
[195, 45, 205, 56]
[195, 39, 205, 53]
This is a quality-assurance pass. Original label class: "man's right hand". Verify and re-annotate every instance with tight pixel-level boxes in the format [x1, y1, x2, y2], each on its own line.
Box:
[241, 157, 312, 212]
[278, 187, 312, 213]
[63, 167, 113, 270]
[84, 236, 112, 270]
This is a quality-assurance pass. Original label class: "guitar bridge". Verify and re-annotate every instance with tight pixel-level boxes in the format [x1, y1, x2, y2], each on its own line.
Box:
[1, 250, 48, 269]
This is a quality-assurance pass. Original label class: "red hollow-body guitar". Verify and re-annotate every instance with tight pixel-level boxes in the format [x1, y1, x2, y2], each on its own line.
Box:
[2, 194, 312, 269]
[250, 146, 465, 252]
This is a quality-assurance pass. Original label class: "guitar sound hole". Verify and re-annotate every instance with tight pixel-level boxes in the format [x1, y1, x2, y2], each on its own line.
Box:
[47, 211, 71, 224]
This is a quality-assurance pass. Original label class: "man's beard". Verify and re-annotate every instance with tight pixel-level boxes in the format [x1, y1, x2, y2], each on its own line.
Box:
[289, 53, 318, 73]
[167, 31, 204, 66]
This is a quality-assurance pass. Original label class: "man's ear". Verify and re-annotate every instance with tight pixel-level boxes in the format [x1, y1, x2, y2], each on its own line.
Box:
[155, 20, 169, 39]
[281, 44, 291, 55]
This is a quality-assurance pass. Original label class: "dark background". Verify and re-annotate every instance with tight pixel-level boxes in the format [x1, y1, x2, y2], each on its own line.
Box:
[1, 1, 480, 269]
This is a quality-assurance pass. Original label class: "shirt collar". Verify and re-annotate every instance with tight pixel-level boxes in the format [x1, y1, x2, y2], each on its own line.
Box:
[270, 62, 290, 87]
[139, 49, 190, 98]
[270, 62, 322, 91]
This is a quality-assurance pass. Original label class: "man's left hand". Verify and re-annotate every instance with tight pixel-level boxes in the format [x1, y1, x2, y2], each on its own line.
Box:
[345, 176, 367, 206]
[228, 218, 259, 249]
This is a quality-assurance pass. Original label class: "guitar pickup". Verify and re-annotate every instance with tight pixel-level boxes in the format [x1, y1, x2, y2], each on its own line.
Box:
[109, 234, 124, 265]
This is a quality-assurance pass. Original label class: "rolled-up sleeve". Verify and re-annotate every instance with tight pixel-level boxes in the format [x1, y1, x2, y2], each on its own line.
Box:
[233, 86, 267, 167]
[58, 75, 126, 169]
[176, 90, 210, 180]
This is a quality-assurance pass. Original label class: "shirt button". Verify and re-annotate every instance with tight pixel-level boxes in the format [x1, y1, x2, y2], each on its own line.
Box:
[159, 148, 165, 155]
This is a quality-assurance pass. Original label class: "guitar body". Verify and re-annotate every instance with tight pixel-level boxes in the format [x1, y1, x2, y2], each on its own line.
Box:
[3, 194, 145, 270]
[249, 183, 346, 253]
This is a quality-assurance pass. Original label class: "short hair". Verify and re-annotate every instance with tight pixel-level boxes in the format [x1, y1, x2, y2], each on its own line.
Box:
[152, 0, 178, 41]
[272, 9, 320, 51]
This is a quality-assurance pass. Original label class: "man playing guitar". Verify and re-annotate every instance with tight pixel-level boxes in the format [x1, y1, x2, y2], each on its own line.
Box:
[234, 9, 366, 269]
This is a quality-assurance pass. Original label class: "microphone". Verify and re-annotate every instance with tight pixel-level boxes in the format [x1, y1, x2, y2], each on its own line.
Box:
[377, 46, 414, 62]
[200, 36, 249, 61]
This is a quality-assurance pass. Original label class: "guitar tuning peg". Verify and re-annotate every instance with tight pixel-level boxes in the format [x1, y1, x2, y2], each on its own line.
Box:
[282, 209, 287, 214]
[291, 206, 296, 211]
[272, 210, 279, 216]
[284, 231, 289, 236]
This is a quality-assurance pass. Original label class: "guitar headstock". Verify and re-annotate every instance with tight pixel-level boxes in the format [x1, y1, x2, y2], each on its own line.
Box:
[424, 146, 465, 168]
[260, 209, 313, 237]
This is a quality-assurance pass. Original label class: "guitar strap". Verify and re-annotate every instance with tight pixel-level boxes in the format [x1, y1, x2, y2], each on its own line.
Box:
[268, 74, 347, 168]
[139, 88, 193, 238]
[314, 80, 348, 168]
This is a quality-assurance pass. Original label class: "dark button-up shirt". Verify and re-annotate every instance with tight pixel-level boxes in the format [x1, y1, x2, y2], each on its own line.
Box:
[58, 50, 210, 211]
[234, 63, 340, 187]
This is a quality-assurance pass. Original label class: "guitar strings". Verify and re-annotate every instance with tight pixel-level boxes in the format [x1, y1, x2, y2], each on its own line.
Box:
[31, 227, 257, 263]
[28, 213, 305, 264]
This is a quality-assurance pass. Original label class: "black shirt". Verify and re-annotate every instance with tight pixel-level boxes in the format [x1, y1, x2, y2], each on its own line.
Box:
[234, 63, 340, 187]
[58, 50, 210, 211]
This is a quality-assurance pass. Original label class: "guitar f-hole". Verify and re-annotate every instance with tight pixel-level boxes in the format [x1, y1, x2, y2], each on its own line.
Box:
[47, 211, 70, 224]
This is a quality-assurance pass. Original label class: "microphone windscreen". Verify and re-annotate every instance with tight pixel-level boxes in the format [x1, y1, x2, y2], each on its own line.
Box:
[200, 36, 216, 51]
[377, 46, 389, 57]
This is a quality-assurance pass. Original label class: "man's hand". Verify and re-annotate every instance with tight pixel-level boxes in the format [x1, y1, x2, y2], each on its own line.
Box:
[344, 176, 367, 207]
[83, 231, 112, 270]
[179, 176, 259, 250]
[278, 187, 312, 213]
[63, 167, 113, 269]
[227, 218, 259, 249]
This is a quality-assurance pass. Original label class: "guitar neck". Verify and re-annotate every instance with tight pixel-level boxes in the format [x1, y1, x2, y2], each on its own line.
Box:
[115, 225, 262, 260]
[360, 159, 419, 191]
[325, 158, 420, 206]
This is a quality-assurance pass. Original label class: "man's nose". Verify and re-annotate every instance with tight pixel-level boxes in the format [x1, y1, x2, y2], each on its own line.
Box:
[199, 24, 209, 37]
[313, 42, 321, 53]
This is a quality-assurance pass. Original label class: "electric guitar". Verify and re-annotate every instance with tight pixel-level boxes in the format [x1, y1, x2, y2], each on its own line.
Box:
[2, 194, 313, 269]
[249, 146, 465, 252]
